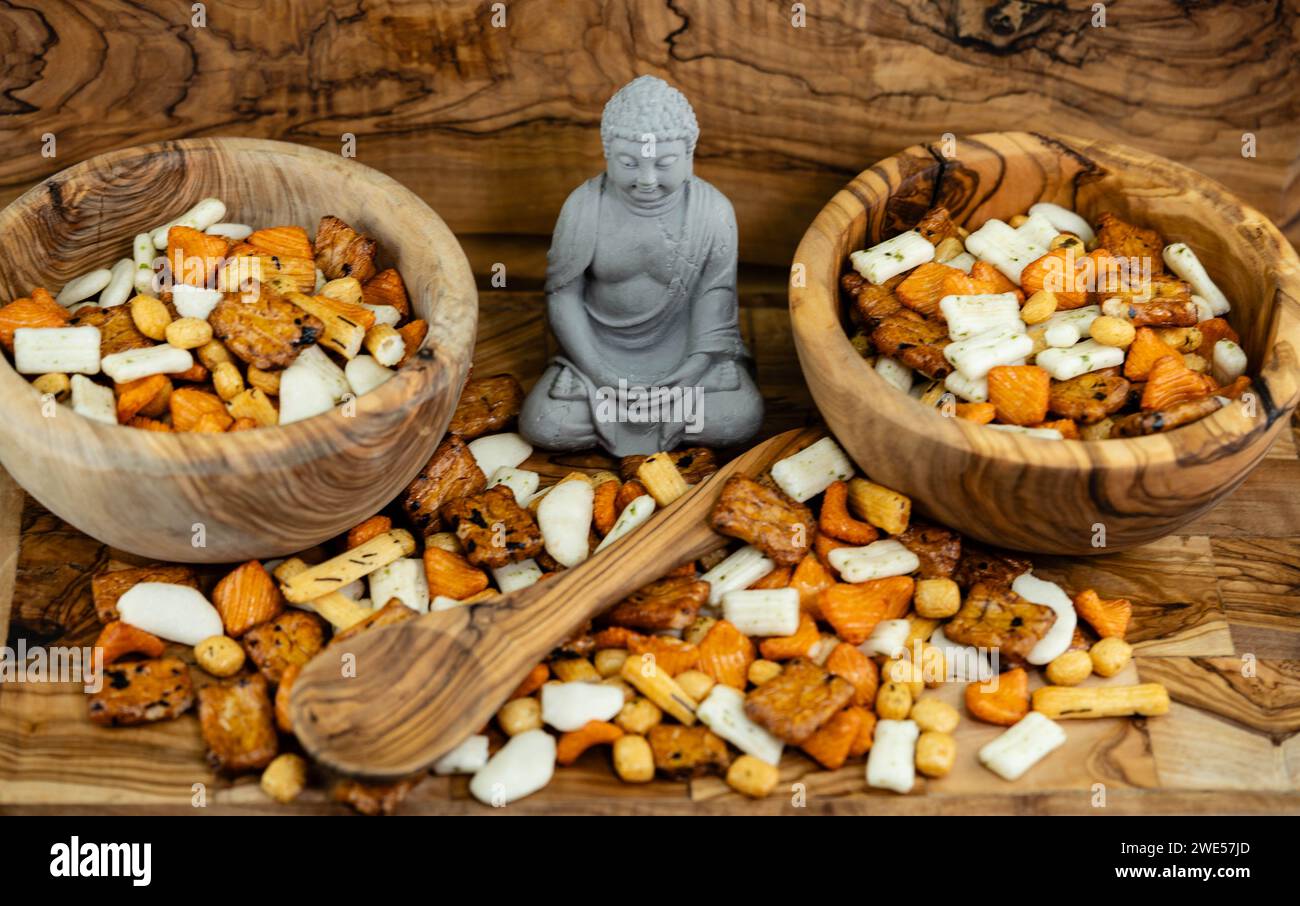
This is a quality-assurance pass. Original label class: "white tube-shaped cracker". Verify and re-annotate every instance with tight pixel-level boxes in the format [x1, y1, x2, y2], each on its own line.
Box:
[1028, 202, 1095, 244]
[1015, 211, 1060, 249]
[488, 466, 541, 506]
[858, 618, 912, 658]
[1191, 294, 1215, 322]
[98, 258, 136, 309]
[1035, 339, 1125, 381]
[70, 374, 117, 424]
[849, 230, 935, 285]
[363, 303, 402, 327]
[206, 222, 253, 241]
[978, 711, 1066, 781]
[280, 354, 342, 425]
[343, 354, 394, 397]
[150, 197, 227, 248]
[769, 435, 855, 502]
[171, 284, 223, 320]
[700, 545, 775, 605]
[696, 685, 785, 766]
[721, 588, 800, 637]
[469, 729, 555, 806]
[56, 269, 112, 307]
[944, 326, 1034, 380]
[292, 345, 350, 400]
[1012, 572, 1077, 665]
[828, 538, 920, 583]
[537, 478, 594, 568]
[1039, 304, 1101, 337]
[944, 370, 988, 403]
[866, 719, 919, 793]
[101, 344, 193, 384]
[13, 326, 101, 375]
[492, 558, 543, 593]
[964, 218, 1049, 284]
[593, 494, 656, 553]
[368, 557, 430, 613]
[433, 734, 490, 775]
[1163, 243, 1230, 315]
[540, 681, 624, 731]
[945, 251, 976, 273]
[133, 233, 158, 294]
[939, 293, 1023, 341]
[364, 323, 406, 367]
[875, 356, 913, 393]
[1043, 321, 1081, 348]
[468, 432, 532, 479]
[1212, 339, 1247, 385]
[117, 582, 223, 646]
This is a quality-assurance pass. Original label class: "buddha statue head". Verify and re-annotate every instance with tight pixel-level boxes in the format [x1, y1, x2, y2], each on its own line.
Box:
[600, 75, 699, 210]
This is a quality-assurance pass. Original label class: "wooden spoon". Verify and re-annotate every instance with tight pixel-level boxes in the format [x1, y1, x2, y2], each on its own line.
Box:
[291, 426, 821, 780]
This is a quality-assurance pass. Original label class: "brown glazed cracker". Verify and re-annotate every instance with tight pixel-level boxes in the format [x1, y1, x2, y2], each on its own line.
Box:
[331, 774, 424, 816]
[619, 447, 718, 485]
[942, 582, 1057, 667]
[1110, 395, 1224, 437]
[951, 543, 1033, 590]
[241, 610, 325, 683]
[870, 314, 953, 379]
[448, 374, 525, 439]
[605, 575, 709, 632]
[402, 435, 487, 533]
[442, 484, 543, 568]
[209, 295, 324, 370]
[73, 303, 153, 357]
[647, 724, 731, 779]
[315, 215, 378, 283]
[91, 565, 200, 624]
[1048, 369, 1131, 424]
[709, 475, 815, 567]
[197, 673, 279, 772]
[897, 520, 962, 579]
[87, 657, 194, 727]
[743, 658, 855, 744]
[914, 206, 961, 245]
[1096, 212, 1166, 273]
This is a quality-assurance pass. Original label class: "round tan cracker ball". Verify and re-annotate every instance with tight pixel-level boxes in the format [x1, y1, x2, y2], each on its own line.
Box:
[261, 753, 309, 803]
[613, 735, 655, 783]
[194, 635, 245, 677]
[910, 697, 959, 734]
[496, 696, 542, 737]
[727, 755, 780, 798]
[1089, 315, 1136, 348]
[1090, 637, 1133, 678]
[915, 731, 956, 778]
[1046, 649, 1093, 686]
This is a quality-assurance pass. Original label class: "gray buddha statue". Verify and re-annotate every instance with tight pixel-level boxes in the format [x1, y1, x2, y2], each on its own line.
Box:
[518, 75, 763, 457]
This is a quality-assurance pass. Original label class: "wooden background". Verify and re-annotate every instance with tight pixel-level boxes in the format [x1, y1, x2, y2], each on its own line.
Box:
[1, 0, 1299, 813]
[0, 0, 1296, 287]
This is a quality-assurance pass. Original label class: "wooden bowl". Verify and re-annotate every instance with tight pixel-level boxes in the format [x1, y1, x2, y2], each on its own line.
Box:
[0, 138, 477, 563]
[790, 132, 1300, 555]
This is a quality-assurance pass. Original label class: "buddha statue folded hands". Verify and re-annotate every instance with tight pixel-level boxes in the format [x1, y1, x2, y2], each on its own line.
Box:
[518, 75, 763, 457]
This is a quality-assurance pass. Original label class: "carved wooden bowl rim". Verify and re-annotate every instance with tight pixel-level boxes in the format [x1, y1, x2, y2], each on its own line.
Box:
[0, 137, 477, 471]
[790, 130, 1300, 471]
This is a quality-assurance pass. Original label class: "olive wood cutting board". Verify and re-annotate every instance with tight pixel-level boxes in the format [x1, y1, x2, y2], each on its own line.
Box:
[1, 288, 1298, 814]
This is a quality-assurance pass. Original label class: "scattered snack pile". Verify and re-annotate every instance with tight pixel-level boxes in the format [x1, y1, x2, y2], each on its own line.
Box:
[77, 373, 714, 813]
[496, 433, 1167, 802]
[842, 203, 1251, 438]
[79, 398, 1170, 809]
[0, 197, 426, 430]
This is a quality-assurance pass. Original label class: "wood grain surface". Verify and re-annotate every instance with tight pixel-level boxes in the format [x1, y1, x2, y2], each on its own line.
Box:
[0, 138, 478, 563]
[1, 278, 1298, 814]
[790, 131, 1300, 554]
[0, 0, 1294, 276]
